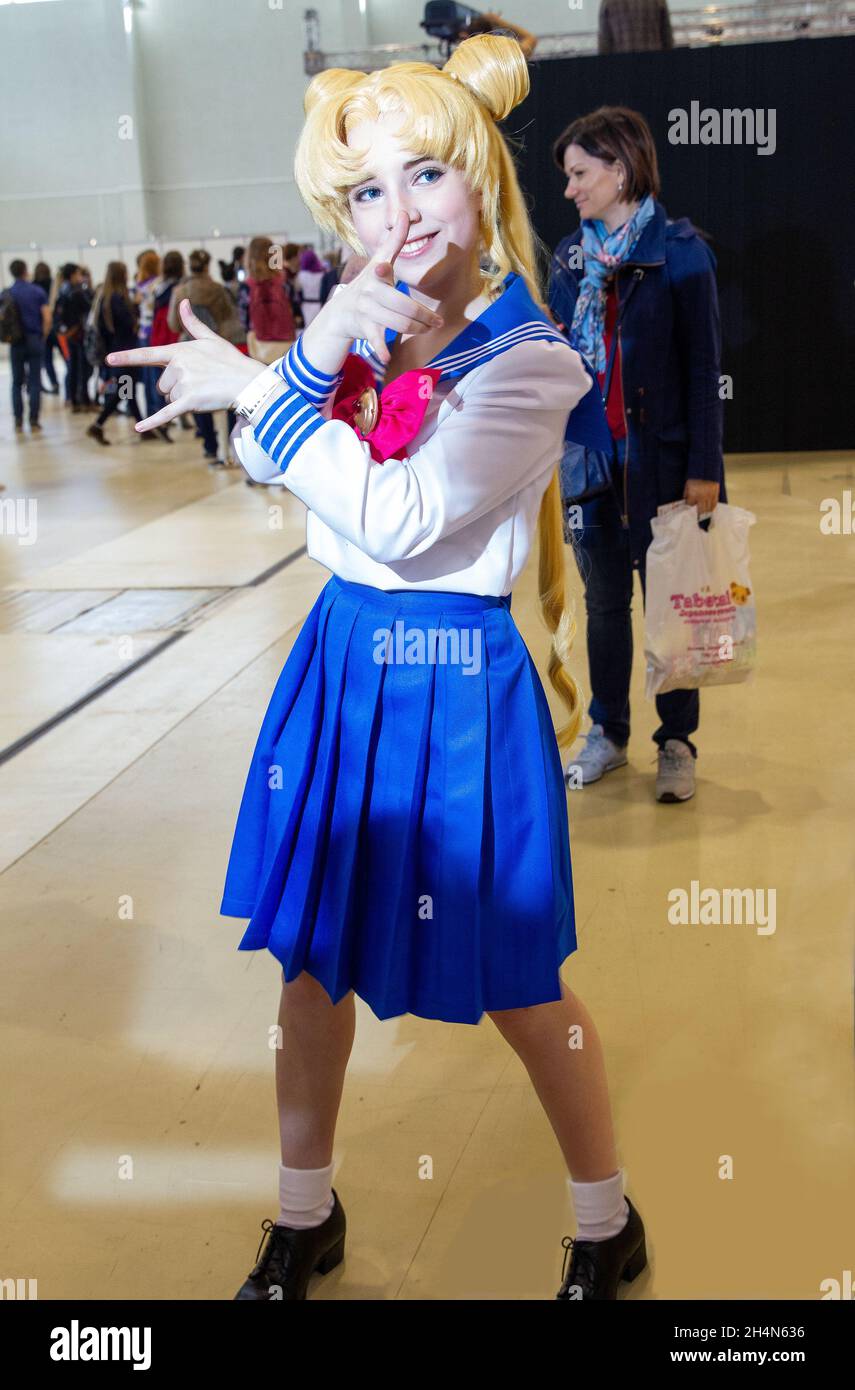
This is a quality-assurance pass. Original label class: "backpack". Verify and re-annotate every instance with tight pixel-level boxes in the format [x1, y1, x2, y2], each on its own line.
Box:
[0, 288, 24, 346]
[84, 293, 108, 367]
[188, 301, 216, 332]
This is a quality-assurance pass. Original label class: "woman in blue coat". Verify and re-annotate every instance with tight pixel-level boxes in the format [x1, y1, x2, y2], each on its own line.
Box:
[548, 106, 726, 803]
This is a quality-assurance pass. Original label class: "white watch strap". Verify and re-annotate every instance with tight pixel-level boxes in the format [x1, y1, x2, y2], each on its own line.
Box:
[232, 365, 286, 422]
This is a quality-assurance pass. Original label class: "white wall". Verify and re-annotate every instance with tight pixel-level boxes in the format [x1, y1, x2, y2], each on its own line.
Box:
[0, 0, 146, 251]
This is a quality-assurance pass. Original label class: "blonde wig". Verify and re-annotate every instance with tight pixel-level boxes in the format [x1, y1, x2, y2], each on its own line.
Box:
[293, 34, 582, 751]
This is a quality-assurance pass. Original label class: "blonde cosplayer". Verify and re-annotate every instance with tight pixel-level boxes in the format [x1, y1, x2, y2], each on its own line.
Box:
[293, 35, 582, 751]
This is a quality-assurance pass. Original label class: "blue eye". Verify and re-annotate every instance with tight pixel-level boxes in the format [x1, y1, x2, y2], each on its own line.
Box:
[354, 166, 444, 204]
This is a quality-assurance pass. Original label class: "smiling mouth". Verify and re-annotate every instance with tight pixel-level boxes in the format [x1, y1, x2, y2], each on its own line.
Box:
[399, 231, 439, 257]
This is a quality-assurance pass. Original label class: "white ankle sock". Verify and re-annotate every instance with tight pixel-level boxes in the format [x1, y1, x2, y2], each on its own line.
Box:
[276, 1160, 335, 1229]
[568, 1168, 630, 1242]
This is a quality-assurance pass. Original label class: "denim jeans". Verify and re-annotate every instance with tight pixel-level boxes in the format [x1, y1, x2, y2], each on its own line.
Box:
[11, 332, 44, 424]
[194, 411, 217, 455]
[570, 494, 699, 758]
[141, 364, 162, 419]
[43, 330, 60, 388]
[66, 338, 89, 406]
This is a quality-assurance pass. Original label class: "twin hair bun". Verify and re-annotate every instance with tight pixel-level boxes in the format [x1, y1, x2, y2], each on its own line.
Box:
[303, 33, 529, 126]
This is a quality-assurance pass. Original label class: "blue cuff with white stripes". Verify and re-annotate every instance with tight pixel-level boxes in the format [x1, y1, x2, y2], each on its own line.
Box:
[254, 338, 345, 472]
[275, 335, 344, 406]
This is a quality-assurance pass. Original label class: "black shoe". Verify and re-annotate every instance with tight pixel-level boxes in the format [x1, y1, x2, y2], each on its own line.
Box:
[234, 1189, 346, 1301]
[87, 423, 110, 446]
[556, 1195, 647, 1300]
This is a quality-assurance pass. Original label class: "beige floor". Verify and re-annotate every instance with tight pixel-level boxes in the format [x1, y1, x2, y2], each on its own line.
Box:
[1, 386, 853, 1300]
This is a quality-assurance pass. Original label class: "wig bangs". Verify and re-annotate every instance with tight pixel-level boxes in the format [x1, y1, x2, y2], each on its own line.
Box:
[297, 68, 492, 246]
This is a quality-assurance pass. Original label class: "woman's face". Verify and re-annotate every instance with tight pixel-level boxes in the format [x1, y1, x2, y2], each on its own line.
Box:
[344, 113, 483, 289]
[562, 143, 624, 222]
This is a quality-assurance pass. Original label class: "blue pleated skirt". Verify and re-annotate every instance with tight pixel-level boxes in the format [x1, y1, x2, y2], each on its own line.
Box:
[219, 573, 577, 1024]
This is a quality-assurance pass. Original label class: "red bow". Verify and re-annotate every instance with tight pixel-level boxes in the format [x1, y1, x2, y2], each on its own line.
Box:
[331, 353, 442, 463]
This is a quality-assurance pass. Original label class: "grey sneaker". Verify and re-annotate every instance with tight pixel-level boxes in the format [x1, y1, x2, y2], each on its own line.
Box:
[564, 723, 628, 787]
[655, 740, 695, 802]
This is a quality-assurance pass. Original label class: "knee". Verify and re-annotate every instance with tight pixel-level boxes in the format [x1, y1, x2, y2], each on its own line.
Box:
[583, 579, 633, 620]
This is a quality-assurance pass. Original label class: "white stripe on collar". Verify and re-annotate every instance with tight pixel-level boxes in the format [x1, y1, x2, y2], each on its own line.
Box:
[353, 320, 570, 384]
[430, 320, 569, 373]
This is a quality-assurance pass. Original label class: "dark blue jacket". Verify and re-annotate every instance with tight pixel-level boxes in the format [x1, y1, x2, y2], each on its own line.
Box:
[548, 199, 727, 564]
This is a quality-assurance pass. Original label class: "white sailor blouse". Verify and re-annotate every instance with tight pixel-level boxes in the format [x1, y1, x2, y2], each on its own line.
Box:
[230, 270, 600, 596]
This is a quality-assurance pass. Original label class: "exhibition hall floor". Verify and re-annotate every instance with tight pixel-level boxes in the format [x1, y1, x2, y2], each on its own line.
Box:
[1, 386, 852, 1299]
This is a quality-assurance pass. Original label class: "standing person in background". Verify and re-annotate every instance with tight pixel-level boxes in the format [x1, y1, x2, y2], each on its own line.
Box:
[86, 262, 158, 446]
[294, 246, 328, 327]
[452, 9, 538, 58]
[5, 260, 51, 435]
[149, 250, 184, 350]
[33, 262, 60, 394]
[77, 267, 100, 409]
[245, 236, 296, 365]
[281, 242, 305, 332]
[149, 250, 189, 431]
[53, 264, 92, 411]
[168, 248, 245, 464]
[134, 249, 164, 432]
[220, 258, 251, 335]
[598, 0, 673, 53]
[549, 105, 723, 802]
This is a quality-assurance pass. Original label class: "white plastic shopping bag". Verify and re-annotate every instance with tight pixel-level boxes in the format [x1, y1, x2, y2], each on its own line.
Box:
[644, 501, 757, 698]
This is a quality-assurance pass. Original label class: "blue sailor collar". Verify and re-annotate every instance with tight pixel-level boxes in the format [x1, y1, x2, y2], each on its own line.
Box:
[353, 269, 611, 451]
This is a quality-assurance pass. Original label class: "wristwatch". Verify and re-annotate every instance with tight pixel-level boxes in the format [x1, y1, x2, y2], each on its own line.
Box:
[232, 365, 285, 423]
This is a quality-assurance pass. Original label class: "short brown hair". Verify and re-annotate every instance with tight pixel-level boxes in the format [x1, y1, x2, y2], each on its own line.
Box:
[552, 106, 660, 202]
[189, 248, 210, 274]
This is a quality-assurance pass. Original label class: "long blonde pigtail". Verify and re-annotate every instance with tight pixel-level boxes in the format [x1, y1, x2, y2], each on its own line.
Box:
[445, 38, 583, 751]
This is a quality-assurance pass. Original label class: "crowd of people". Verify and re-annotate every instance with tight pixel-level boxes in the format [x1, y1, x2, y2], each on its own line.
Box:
[1, 240, 347, 466]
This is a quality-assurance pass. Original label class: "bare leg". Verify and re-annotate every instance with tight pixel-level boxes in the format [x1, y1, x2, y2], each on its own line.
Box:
[275, 970, 356, 1167]
[487, 979, 620, 1182]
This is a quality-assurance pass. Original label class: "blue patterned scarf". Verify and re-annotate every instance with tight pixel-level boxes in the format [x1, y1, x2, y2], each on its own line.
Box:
[569, 193, 655, 371]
